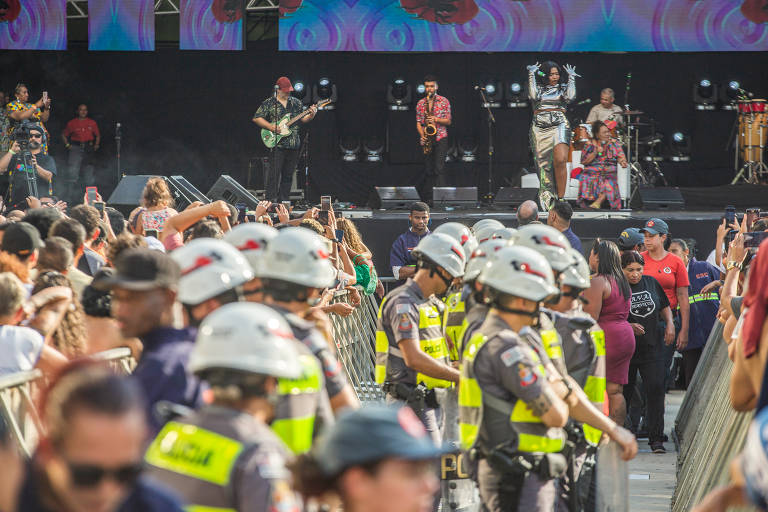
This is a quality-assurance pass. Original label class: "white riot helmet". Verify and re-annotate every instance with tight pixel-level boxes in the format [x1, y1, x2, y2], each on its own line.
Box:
[412, 232, 465, 278]
[472, 218, 504, 235]
[477, 246, 559, 302]
[474, 225, 500, 244]
[223, 223, 278, 276]
[515, 224, 574, 272]
[492, 227, 518, 242]
[561, 249, 590, 290]
[433, 222, 478, 262]
[191, 302, 301, 379]
[171, 238, 254, 305]
[258, 227, 336, 288]
[464, 239, 508, 282]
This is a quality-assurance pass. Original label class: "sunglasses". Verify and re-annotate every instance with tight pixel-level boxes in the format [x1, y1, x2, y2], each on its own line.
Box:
[66, 460, 144, 488]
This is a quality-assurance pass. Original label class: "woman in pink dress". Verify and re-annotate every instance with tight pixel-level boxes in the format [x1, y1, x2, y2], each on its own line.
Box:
[583, 239, 635, 426]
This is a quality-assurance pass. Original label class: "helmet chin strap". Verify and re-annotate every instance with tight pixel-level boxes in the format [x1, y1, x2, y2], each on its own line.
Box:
[421, 259, 454, 294]
[492, 301, 541, 319]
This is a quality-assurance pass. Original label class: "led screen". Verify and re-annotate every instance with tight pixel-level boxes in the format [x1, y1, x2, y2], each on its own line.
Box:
[0, 0, 66, 50]
[89, 0, 155, 51]
[180, 0, 244, 50]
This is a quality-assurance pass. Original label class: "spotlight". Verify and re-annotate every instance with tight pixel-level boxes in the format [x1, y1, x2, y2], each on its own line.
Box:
[506, 80, 528, 108]
[478, 79, 503, 108]
[692, 78, 717, 110]
[339, 136, 360, 162]
[416, 84, 426, 96]
[386, 77, 412, 111]
[313, 77, 337, 109]
[720, 80, 741, 110]
[291, 79, 311, 105]
[669, 131, 691, 162]
[363, 136, 384, 162]
[458, 135, 478, 162]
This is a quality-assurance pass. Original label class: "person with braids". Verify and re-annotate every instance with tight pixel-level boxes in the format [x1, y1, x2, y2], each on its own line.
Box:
[32, 271, 88, 358]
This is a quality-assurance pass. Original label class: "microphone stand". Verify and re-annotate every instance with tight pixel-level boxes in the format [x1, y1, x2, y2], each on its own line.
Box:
[115, 122, 122, 183]
[271, 86, 279, 201]
[478, 88, 496, 204]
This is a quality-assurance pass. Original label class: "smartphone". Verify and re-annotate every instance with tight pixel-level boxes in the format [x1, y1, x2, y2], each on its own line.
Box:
[725, 205, 736, 225]
[282, 200, 291, 210]
[93, 201, 105, 215]
[743, 231, 768, 248]
[335, 229, 345, 244]
[320, 196, 331, 211]
[317, 210, 329, 225]
[85, 186, 98, 204]
[42, 91, 48, 102]
[236, 203, 246, 223]
[746, 207, 760, 230]
[724, 228, 738, 248]
[145, 228, 159, 239]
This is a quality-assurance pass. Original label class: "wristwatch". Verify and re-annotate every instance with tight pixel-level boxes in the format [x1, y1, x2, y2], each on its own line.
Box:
[726, 260, 743, 272]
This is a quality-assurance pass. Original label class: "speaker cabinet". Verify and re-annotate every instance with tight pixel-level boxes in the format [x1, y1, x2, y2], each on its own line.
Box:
[493, 187, 538, 208]
[207, 175, 261, 210]
[637, 186, 685, 210]
[369, 186, 421, 209]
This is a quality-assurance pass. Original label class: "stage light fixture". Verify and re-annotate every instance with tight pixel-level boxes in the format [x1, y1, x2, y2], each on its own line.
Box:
[291, 79, 311, 105]
[479, 79, 503, 108]
[720, 80, 741, 110]
[339, 136, 360, 162]
[458, 135, 478, 162]
[692, 78, 717, 110]
[669, 131, 691, 162]
[386, 77, 412, 111]
[506, 80, 528, 108]
[416, 84, 426, 96]
[363, 136, 384, 162]
[313, 77, 338, 109]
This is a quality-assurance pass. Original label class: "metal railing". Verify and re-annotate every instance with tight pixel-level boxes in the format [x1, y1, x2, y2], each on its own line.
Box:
[88, 347, 137, 375]
[0, 370, 45, 458]
[328, 289, 385, 404]
[671, 322, 754, 511]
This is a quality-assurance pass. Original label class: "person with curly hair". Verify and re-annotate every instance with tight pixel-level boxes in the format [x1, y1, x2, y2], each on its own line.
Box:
[31, 271, 88, 358]
[134, 177, 178, 236]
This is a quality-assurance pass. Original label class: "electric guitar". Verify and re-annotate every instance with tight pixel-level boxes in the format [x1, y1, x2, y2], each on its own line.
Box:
[261, 99, 332, 149]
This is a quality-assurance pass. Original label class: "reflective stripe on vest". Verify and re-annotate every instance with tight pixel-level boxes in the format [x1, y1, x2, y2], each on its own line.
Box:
[582, 329, 607, 446]
[271, 354, 322, 454]
[459, 333, 565, 454]
[443, 291, 466, 361]
[187, 506, 236, 512]
[375, 295, 453, 389]
[540, 329, 564, 360]
[145, 422, 244, 487]
[689, 292, 719, 304]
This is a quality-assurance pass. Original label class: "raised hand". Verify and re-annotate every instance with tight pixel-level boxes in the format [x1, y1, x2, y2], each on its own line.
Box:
[563, 64, 581, 78]
[526, 62, 541, 73]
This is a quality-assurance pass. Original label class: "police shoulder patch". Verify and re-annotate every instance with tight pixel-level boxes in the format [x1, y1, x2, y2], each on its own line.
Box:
[395, 303, 412, 314]
[499, 346, 526, 368]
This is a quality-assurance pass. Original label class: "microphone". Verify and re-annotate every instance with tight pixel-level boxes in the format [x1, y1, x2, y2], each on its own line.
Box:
[115, 122, 121, 136]
[274, 84, 280, 90]
[738, 87, 754, 98]
[536, 70, 546, 77]
[576, 98, 591, 106]
[474, 85, 486, 91]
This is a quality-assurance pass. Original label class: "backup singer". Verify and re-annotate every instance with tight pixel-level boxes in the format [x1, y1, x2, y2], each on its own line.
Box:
[527, 61, 578, 210]
[252, 76, 316, 201]
[415, 75, 451, 199]
[578, 121, 627, 210]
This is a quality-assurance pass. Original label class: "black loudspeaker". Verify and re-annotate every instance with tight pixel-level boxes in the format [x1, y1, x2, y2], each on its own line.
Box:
[207, 175, 260, 210]
[493, 187, 538, 208]
[432, 187, 478, 208]
[108, 175, 209, 212]
[369, 186, 421, 209]
[166, 176, 210, 209]
[637, 186, 685, 210]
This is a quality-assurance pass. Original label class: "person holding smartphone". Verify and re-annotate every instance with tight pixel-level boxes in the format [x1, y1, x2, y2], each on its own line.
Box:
[5, 83, 51, 155]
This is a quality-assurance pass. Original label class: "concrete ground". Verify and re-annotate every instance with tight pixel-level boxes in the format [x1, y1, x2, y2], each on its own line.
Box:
[627, 390, 684, 511]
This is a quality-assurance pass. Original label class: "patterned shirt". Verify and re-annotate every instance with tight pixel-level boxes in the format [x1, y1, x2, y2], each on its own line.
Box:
[253, 96, 304, 150]
[416, 94, 451, 144]
[0, 106, 9, 153]
[5, 100, 49, 154]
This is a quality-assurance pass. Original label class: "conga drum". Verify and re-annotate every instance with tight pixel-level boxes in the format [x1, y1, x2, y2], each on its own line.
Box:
[739, 99, 768, 162]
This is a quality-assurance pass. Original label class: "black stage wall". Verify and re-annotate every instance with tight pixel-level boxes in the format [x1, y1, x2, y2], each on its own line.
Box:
[1, 44, 760, 201]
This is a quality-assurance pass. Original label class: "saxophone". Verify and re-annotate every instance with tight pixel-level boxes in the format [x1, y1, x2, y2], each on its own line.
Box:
[423, 93, 437, 155]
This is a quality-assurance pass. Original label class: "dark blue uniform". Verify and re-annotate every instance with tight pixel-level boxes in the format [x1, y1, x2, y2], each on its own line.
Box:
[389, 229, 430, 282]
[681, 257, 720, 384]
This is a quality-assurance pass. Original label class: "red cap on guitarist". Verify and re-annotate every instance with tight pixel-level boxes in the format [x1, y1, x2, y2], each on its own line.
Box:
[276, 77, 294, 93]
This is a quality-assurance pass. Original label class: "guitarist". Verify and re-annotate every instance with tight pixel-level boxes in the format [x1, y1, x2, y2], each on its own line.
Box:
[415, 75, 451, 201]
[252, 76, 317, 201]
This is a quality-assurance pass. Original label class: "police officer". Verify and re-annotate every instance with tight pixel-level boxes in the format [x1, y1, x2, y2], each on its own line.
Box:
[223, 222, 278, 302]
[459, 246, 572, 511]
[145, 303, 302, 512]
[375, 232, 465, 443]
[472, 218, 504, 235]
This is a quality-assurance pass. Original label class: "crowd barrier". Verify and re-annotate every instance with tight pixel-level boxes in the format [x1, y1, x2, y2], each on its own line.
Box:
[0, 369, 45, 457]
[671, 322, 754, 511]
[88, 347, 137, 375]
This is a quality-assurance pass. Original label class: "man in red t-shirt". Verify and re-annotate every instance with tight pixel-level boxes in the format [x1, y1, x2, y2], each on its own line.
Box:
[61, 104, 100, 204]
[640, 217, 690, 390]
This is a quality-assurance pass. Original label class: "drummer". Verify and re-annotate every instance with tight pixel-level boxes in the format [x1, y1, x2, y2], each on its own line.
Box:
[586, 88, 625, 126]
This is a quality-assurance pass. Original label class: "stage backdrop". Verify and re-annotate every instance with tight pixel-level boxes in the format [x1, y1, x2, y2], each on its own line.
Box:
[88, 0, 155, 51]
[279, 0, 768, 51]
[0, 0, 66, 50]
[180, 0, 244, 50]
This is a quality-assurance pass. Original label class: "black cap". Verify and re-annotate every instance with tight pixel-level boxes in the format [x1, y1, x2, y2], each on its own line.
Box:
[313, 405, 447, 476]
[617, 228, 644, 250]
[94, 248, 180, 291]
[1, 222, 44, 257]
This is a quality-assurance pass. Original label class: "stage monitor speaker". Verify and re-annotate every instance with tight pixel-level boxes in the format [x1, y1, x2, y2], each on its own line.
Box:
[493, 187, 538, 208]
[166, 176, 210, 209]
[108, 175, 209, 212]
[432, 187, 478, 208]
[207, 175, 260, 210]
[637, 186, 685, 210]
[369, 186, 421, 210]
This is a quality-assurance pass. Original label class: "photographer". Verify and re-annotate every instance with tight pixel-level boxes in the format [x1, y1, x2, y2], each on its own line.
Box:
[0, 124, 56, 210]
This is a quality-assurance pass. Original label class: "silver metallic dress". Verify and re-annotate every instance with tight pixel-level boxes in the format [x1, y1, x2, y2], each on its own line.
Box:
[528, 69, 576, 210]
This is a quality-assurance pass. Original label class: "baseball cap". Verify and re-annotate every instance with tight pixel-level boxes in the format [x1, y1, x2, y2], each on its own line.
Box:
[1, 222, 44, 257]
[313, 405, 447, 476]
[94, 248, 180, 291]
[617, 227, 644, 250]
[640, 218, 669, 236]
[276, 76, 293, 93]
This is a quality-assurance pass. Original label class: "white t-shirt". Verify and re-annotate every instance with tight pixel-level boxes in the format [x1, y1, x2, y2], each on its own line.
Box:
[0, 325, 45, 375]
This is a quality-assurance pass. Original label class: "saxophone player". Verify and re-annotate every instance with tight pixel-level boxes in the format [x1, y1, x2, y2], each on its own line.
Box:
[416, 75, 452, 200]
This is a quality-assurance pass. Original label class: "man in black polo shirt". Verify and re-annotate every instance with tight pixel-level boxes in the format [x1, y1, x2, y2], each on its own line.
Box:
[0, 124, 56, 210]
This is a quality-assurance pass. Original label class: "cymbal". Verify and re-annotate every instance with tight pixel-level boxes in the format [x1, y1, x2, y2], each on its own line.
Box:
[621, 110, 644, 115]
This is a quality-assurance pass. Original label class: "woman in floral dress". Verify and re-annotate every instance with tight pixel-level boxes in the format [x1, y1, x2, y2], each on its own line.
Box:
[578, 120, 627, 210]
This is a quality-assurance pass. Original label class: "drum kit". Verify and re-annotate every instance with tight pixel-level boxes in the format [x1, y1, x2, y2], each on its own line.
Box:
[732, 98, 768, 184]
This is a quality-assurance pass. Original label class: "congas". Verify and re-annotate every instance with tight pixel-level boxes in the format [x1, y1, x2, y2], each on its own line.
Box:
[751, 99, 767, 113]
[577, 123, 592, 143]
[739, 101, 768, 162]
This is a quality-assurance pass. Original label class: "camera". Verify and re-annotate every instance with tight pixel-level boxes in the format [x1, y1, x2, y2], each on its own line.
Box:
[12, 120, 42, 150]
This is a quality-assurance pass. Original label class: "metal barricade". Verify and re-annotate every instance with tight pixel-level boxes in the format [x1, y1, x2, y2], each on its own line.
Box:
[671, 325, 754, 511]
[328, 290, 385, 404]
[88, 347, 137, 375]
[0, 369, 45, 457]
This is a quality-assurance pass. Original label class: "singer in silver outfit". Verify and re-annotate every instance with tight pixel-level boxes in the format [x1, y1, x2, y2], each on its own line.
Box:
[527, 61, 579, 210]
